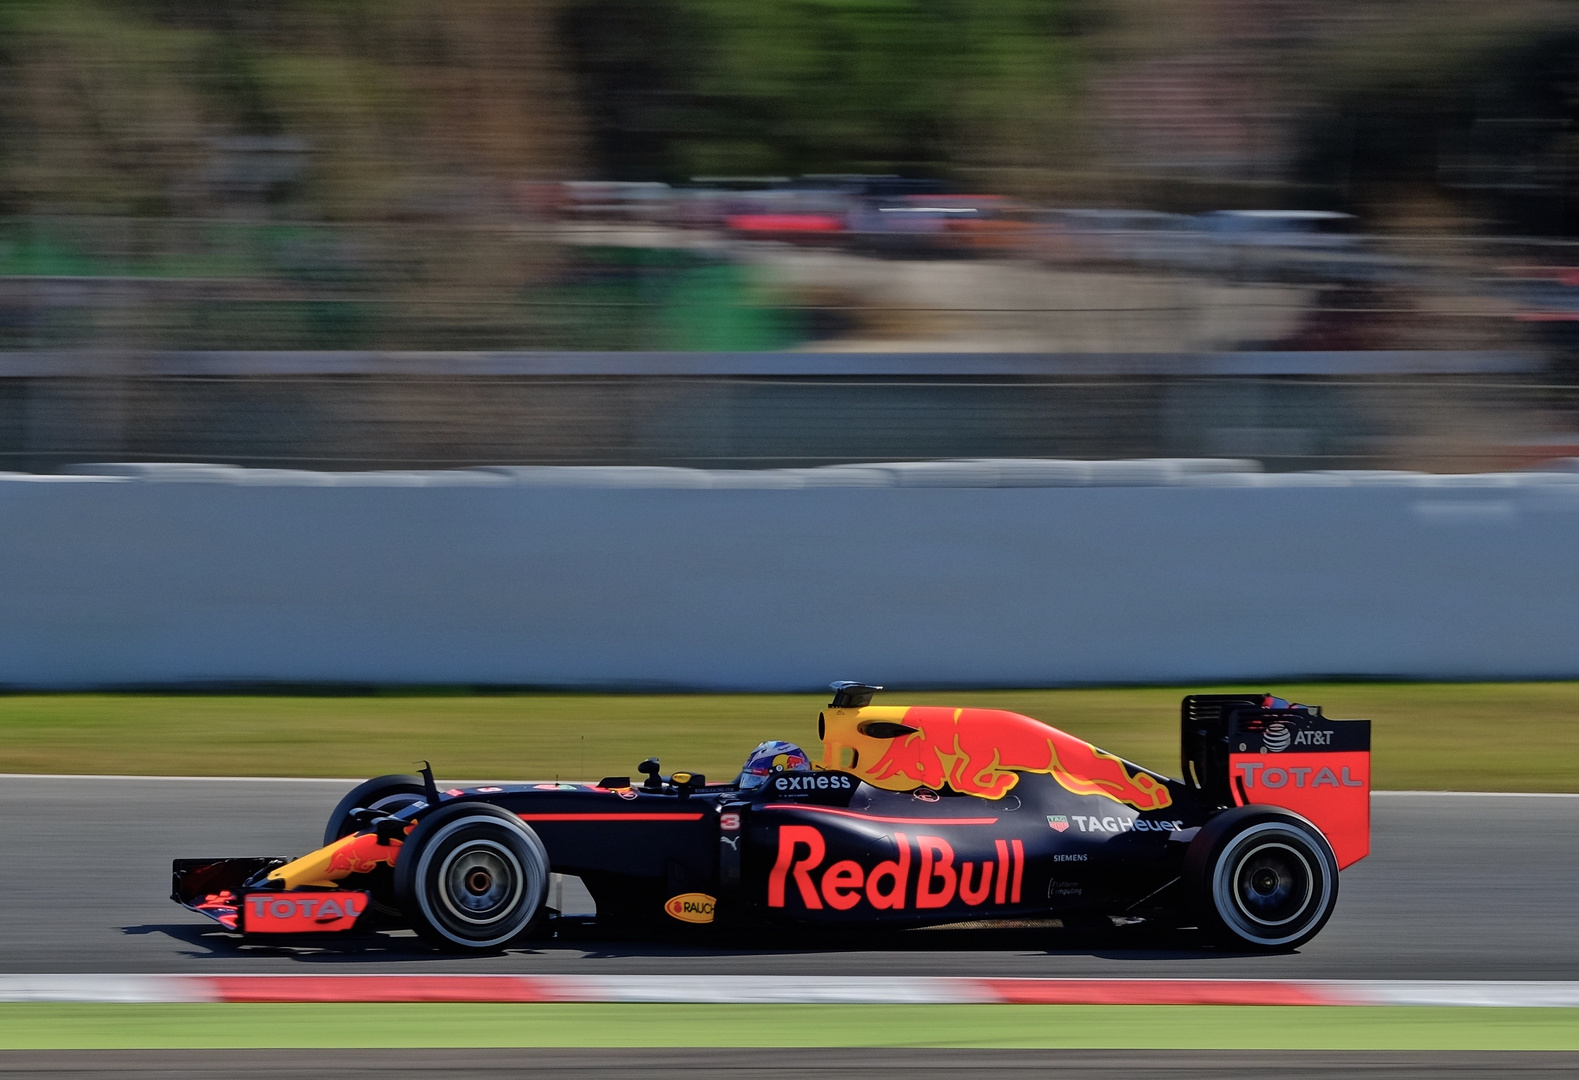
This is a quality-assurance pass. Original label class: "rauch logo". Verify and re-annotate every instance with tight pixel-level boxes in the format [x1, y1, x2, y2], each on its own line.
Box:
[665, 892, 716, 924]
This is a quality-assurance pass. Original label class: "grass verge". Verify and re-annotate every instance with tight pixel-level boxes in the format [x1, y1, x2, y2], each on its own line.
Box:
[1, 682, 1577, 791]
[1, 1004, 1576, 1050]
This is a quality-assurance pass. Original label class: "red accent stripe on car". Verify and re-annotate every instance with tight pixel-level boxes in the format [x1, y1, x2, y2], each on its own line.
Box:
[762, 804, 999, 825]
[515, 812, 705, 822]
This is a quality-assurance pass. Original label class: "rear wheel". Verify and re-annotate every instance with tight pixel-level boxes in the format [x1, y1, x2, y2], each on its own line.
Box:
[1187, 808, 1338, 952]
[393, 803, 550, 952]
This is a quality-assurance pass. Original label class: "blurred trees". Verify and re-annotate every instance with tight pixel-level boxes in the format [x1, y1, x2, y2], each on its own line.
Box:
[0, 0, 1091, 211]
[1291, 6, 1579, 234]
[0, 1, 597, 350]
[0, 0, 1576, 231]
[561, 0, 1086, 182]
[0, 0, 582, 219]
[0, 0, 1575, 359]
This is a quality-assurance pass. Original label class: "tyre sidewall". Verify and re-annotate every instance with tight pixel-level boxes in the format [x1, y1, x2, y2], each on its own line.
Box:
[1186, 806, 1339, 951]
[394, 803, 549, 952]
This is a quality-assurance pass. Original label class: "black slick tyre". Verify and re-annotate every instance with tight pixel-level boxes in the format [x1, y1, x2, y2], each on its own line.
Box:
[323, 774, 428, 923]
[393, 802, 550, 953]
[1185, 806, 1339, 952]
[323, 774, 429, 846]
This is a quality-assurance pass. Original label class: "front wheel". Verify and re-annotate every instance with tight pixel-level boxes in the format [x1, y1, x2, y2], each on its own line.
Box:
[1186, 808, 1339, 952]
[322, 774, 430, 923]
[323, 774, 428, 846]
[393, 803, 550, 952]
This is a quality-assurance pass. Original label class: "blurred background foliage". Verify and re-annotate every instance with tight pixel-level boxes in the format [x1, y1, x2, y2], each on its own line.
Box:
[0, 0, 582, 218]
[4, 0, 1575, 220]
[0, 0, 1578, 353]
[562, 0, 1084, 181]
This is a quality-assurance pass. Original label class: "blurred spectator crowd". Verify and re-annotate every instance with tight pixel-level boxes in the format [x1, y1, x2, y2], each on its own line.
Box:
[5, 176, 1575, 360]
[550, 176, 1361, 269]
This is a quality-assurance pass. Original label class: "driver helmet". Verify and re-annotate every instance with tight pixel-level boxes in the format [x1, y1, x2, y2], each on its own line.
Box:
[738, 740, 812, 790]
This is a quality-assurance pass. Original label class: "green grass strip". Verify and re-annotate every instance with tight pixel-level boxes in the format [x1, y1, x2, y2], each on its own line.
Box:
[2, 1004, 1577, 1051]
[4, 681, 1579, 792]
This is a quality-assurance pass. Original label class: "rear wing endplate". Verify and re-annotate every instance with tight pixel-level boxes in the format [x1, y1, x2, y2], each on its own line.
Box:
[1181, 694, 1371, 867]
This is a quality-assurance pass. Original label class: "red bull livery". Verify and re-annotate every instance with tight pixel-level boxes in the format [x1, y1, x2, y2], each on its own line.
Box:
[172, 684, 1369, 953]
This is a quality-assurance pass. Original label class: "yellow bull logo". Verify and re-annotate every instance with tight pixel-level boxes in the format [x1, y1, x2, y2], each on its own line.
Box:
[826, 705, 1172, 810]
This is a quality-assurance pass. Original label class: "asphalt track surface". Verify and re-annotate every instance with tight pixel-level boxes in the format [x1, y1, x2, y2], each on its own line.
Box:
[7, 777, 1575, 1077]
[3, 775, 1577, 978]
[0, 776, 1572, 978]
[3, 1049, 1578, 1079]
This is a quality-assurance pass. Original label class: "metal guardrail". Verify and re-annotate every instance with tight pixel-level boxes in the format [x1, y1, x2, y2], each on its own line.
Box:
[0, 356, 1563, 473]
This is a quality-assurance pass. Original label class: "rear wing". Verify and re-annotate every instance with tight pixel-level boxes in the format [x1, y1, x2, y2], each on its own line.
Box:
[1181, 694, 1371, 868]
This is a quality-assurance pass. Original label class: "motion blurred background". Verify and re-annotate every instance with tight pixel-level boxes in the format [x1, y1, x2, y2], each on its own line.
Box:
[4, 0, 1579, 472]
[5, 12, 1579, 1070]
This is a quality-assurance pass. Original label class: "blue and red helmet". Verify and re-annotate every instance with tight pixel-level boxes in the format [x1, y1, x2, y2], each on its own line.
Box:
[738, 740, 812, 790]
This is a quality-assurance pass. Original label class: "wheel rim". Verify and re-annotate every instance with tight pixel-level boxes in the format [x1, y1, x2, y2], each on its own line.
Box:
[437, 840, 524, 926]
[1210, 822, 1334, 946]
[1231, 842, 1313, 927]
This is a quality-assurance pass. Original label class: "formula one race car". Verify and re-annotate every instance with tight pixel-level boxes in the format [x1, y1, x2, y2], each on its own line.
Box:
[173, 685, 1370, 953]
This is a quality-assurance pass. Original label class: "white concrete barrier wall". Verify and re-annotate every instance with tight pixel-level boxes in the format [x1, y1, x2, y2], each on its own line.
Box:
[1, 459, 1577, 688]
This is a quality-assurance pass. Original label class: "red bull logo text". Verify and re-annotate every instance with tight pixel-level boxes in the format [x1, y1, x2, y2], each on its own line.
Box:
[824, 705, 1172, 810]
[766, 825, 1025, 912]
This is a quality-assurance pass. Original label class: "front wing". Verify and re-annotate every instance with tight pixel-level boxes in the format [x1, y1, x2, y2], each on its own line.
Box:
[172, 857, 370, 933]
